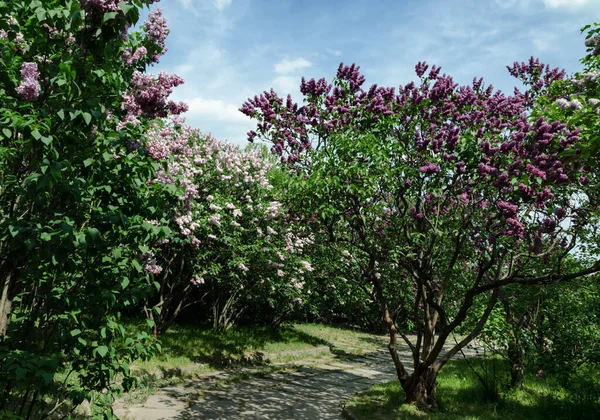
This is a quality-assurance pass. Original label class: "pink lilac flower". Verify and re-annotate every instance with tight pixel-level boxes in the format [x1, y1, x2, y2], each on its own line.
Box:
[123, 46, 147, 65]
[144, 9, 169, 62]
[16, 62, 41, 100]
[144, 258, 163, 275]
[300, 261, 313, 272]
[190, 275, 204, 285]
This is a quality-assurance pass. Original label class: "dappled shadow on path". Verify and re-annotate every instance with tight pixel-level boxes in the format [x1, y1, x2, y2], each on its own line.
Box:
[169, 356, 396, 420]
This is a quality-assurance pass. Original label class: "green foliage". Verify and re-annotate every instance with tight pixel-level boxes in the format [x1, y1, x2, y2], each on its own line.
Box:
[345, 358, 600, 419]
[0, 0, 170, 416]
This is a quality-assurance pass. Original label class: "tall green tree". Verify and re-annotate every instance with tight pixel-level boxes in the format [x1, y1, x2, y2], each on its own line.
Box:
[0, 0, 183, 416]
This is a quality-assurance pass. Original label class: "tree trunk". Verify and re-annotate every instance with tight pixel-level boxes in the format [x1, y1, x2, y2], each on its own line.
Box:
[500, 289, 524, 388]
[0, 268, 14, 339]
[403, 367, 438, 410]
[507, 333, 524, 388]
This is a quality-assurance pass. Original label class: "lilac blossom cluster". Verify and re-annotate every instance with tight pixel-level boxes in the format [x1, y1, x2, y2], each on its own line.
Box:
[144, 118, 315, 302]
[118, 71, 187, 130]
[585, 35, 600, 56]
[81, 0, 160, 15]
[122, 46, 147, 66]
[16, 62, 41, 100]
[242, 57, 586, 255]
[144, 9, 169, 62]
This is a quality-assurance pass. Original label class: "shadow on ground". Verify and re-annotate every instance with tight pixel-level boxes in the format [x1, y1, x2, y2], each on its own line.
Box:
[165, 353, 396, 420]
[155, 325, 331, 369]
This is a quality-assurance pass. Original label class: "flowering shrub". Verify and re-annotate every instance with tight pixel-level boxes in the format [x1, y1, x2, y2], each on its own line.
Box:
[140, 119, 314, 331]
[242, 55, 600, 407]
[0, 0, 182, 416]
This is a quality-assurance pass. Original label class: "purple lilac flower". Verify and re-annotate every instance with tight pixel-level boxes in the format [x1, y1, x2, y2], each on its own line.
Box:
[418, 162, 440, 174]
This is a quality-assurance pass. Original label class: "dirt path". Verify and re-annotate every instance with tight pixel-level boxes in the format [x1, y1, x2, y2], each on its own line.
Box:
[115, 341, 482, 419]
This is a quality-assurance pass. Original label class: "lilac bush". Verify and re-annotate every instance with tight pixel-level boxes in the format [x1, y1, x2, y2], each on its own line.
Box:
[241, 56, 599, 407]
[140, 117, 314, 332]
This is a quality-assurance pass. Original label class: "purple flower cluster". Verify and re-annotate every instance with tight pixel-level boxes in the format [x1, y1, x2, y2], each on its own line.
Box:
[80, 0, 120, 14]
[119, 71, 187, 129]
[418, 162, 440, 174]
[81, 0, 160, 15]
[507, 57, 566, 92]
[16, 62, 41, 101]
[144, 9, 169, 62]
[123, 46, 147, 65]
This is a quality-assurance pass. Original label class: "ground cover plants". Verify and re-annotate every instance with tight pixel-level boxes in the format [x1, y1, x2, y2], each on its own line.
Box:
[343, 357, 600, 419]
[0, 0, 599, 418]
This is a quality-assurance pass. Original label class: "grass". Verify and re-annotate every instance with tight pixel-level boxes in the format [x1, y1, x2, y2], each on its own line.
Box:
[344, 358, 600, 419]
[131, 322, 386, 375]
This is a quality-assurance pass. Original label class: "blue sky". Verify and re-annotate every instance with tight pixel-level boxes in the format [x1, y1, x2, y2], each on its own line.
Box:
[143, 0, 599, 146]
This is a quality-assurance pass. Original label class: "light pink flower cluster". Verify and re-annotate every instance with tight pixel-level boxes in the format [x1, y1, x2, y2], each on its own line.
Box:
[123, 46, 147, 66]
[16, 62, 41, 101]
[144, 9, 169, 62]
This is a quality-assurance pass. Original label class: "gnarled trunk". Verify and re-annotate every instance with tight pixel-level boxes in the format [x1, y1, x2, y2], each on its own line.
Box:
[403, 367, 438, 410]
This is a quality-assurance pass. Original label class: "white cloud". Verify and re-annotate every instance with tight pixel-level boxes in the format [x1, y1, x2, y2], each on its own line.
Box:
[529, 29, 559, 52]
[272, 75, 301, 95]
[326, 48, 343, 56]
[184, 97, 248, 122]
[274, 58, 312, 75]
[213, 0, 232, 11]
[543, 0, 593, 8]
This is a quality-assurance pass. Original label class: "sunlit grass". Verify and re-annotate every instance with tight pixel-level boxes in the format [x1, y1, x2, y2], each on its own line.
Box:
[344, 358, 600, 419]
[129, 322, 386, 375]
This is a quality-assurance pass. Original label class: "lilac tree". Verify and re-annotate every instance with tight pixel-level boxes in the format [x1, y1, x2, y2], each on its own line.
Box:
[0, 0, 187, 415]
[241, 59, 600, 408]
[140, 118, 314, 332]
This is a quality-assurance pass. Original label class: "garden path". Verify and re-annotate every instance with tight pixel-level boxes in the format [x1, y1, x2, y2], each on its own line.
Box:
[114, 339, 482, 420]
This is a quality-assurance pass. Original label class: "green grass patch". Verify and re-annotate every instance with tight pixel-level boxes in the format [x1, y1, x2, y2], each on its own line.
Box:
[131, 322, 386, 376]
[344, 358, 600, 419]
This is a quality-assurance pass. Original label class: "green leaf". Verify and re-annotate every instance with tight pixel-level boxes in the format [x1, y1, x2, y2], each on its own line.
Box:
[82, 112, 92, 125]
[70, 329, 82, 337]
[118, 1, 135, 15]
[8, 225, 20, 237]
[83, 158, 94, 167]
[103, 11, 118, 22]
[57, 109, 65, 120]
[121, 277, 130, 289]
[96, 345, 109, 358]
[87, 227, 100, 240]
[2, 128, 11, 138]
[31, 129, 42, 140]
[15, 367, 27, 380]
